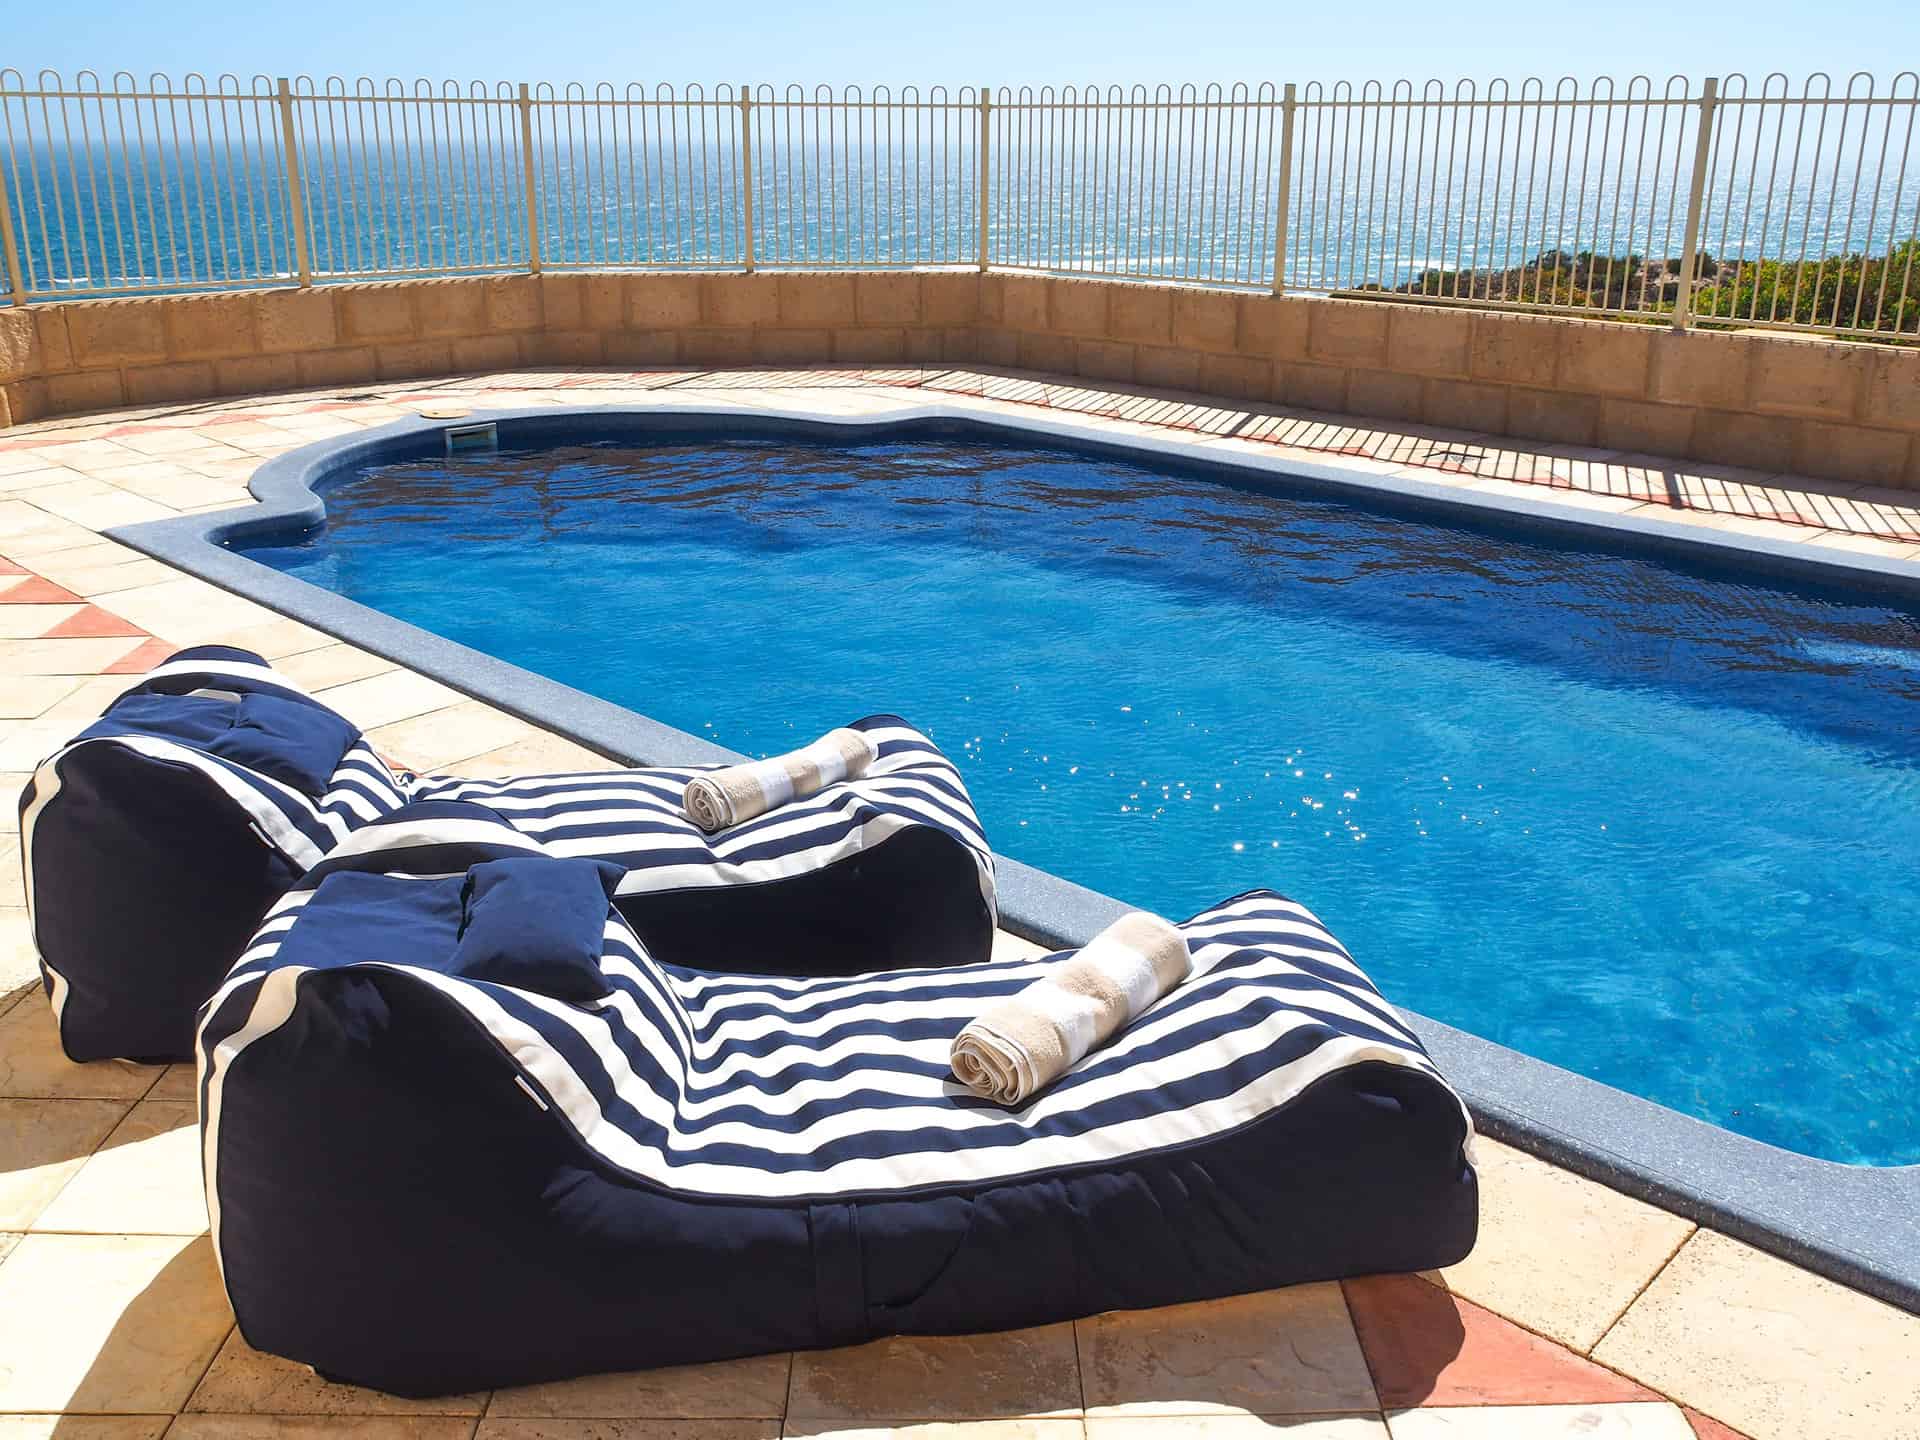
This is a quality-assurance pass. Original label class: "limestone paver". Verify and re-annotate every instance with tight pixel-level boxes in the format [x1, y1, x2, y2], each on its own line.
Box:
[489, 1352, 792, 1418]
[0, 1233, 231, 1413]
[0, 1098, 128, 1228]
[0, 909, 35, 996]
[0, 720, 81, 771]
[0, 636, 147, 675]
[0, 674, 80, 719]
[0, 1417, 173, 1438]
[87, 577, 278, 646]
[1087, 1419, 1388, 1438]
[365, 699, 544, 773]
[1343, 1275, 1656, 1411]
[1432, 1139, 1695, 1352]
[782, 1425, 1085, 1440]
[146, 1064, 199, 1101]
[1591, 1230, 1920, 1440]
[169, 1420, 478, 1440]
[186, 1330, 487, 1416]
[476, 1421, 782, 1438]
[786, 1325, 1082, 1421]
[31, 1099, 205, 1235]
[1076, 1286, 1377, 1417]
[0, 1002, 157, 1100]
[0, 604, 83, 638]
[275, 642, 403, 691]
[1384, 1404, 1696, 1437]
[200, 616, 341, 660]
[456, 731, 619, 777]
[318, 668, 467, 730]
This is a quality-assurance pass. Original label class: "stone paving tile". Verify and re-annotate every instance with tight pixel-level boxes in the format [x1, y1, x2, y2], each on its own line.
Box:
[0, 674, 81, 718]
[88, 577, 278, 646]
[0, 1002, 157, 1100]
[1087, 1419, 1387, 1438]
[0, 1233, 231, 1413]
[1432, 1139, 1695, 1352]
[477, 1422, 782, 1438]
[0, 1417, 174, 1439]
[1384, 1403, 1695, 1437]
[171, 1420, 479, 1440]
[0, 604, 83, 638]
[186, 1330, 487, 1416]
[0, 910, 35, 998]
[1342, 1275, 1657, 1411]
[274, 641, 403, 691]
[786, 1325, 1081, 1421]
[0, 1097, 129, 1228]
[146, 1063, 199, 1101]
[366, 700, 544, 773]
[782, 1424, 1083, 1440]
[0, 635, 148, 675]
[456, 731, 620, 777]
[318, 668, 467, 730]
[489, 1351, 791, 1417]
[201, 616, 340, 660]
[1591, 1230, 1920, 1440]
[1077, 1286, 1377, 1417]
[31, 1099, 205, 1236]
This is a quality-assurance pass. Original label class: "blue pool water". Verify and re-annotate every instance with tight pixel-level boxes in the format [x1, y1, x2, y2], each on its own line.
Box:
[237, 432, 1920, 1166]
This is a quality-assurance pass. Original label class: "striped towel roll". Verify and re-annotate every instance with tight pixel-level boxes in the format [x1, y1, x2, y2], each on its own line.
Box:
[682, 728, 879, 834]
[951, 911, 1193, 1106]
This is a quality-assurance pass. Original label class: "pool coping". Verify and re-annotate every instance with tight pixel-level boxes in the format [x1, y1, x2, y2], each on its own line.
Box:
[109, 398, 1920, 1315]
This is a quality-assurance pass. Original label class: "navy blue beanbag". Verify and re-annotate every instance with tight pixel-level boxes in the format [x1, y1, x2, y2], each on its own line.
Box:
[20, 649, 997, 1063]
[199, 812, 1478, 1397]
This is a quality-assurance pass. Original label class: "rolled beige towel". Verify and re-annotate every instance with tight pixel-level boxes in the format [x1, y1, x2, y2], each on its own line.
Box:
[682, 727, 879, 833]
[951, 911, 1192, 1106]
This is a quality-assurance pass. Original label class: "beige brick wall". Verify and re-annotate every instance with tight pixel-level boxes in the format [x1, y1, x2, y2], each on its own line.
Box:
[3, 272, 1916, 488]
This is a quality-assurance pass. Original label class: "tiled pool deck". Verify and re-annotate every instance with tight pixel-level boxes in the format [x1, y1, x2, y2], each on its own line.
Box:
[1, 365, 1918, 1440]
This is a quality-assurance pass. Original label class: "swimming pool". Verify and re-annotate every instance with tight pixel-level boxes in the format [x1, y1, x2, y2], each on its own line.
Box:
[230, 426, 1920, 1167]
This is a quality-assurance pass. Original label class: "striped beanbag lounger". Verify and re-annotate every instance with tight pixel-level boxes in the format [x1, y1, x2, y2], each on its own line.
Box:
[18, 647, 995, 1064]
[18, 646, 412, 1062]
[198, 805, 1478, 1397]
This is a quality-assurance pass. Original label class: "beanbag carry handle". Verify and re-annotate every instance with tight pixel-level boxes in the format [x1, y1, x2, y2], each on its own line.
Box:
[89, 646, 366, 797]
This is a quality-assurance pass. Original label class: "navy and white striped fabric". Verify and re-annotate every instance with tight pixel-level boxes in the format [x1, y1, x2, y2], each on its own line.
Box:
[198, 810, 1478, 1395]
[18, 646, 411, 1062]
[18, 647, 995, 1061]
[413, 716, 995, 975]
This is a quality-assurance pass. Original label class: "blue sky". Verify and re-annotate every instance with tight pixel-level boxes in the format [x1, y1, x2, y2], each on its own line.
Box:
[9, 0, 1919, 89]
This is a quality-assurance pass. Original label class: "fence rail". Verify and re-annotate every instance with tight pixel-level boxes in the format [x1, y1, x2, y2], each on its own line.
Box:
[2, 68, 1916, 337]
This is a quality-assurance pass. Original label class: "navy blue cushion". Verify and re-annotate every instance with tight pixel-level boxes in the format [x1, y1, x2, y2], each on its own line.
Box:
[85, 690, 359, 796]
[451, 857, 623, 1003]
[274, 872, 465, 977]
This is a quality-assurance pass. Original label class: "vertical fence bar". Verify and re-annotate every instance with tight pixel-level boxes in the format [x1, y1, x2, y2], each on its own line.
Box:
[738, 83, 755, 272]
[274, 78, 312, 286]
[0, 148, 25, 301]
[517, 82, 542, 273]
[1673, 76, 1719, 330]
[1271, 82, 1296, 293]
[977, 85, 991, 270]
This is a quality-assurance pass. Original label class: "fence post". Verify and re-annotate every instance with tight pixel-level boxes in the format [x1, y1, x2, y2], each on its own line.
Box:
[517, 83, 543, 275]
[977, 85, 992, 271]
[274, 79, 313, 288]
[0, 157, 26, 304]
[738, 85, 756, 273]
[1673, 76, 1719, 332]
[1272, 82, 1297, 296]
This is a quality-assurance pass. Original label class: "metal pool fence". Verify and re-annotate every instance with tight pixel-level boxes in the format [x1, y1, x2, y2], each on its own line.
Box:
[1, 70, 1916, 336]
